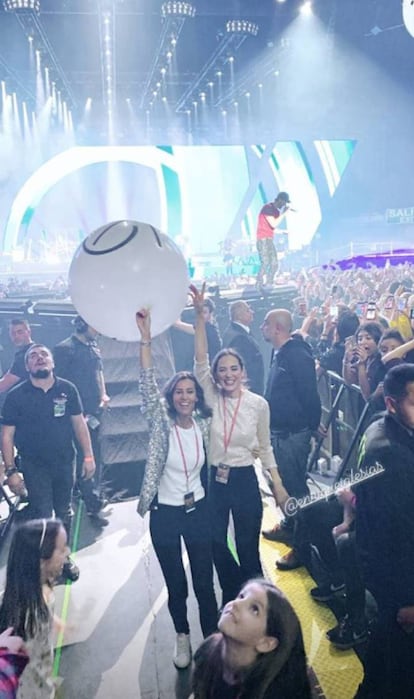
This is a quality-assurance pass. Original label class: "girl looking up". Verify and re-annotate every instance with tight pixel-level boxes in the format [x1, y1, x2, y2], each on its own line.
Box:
[0, 519, 68, 699]
[192, 578, 312, 699]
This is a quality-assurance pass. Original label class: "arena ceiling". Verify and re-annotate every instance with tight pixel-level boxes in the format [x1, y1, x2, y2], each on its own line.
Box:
[0, 0, 413, 137]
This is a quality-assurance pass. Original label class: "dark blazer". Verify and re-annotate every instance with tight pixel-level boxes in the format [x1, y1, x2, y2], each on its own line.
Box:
[222, 321, 264, 396]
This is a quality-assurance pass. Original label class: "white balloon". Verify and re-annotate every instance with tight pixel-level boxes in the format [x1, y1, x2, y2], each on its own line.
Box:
[69, 220, 189, 341]
[403, 0, 414, 38]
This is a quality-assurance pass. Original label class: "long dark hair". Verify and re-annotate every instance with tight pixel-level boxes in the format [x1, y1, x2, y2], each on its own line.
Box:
[0, 519, 62, 639]
[192, 579, 311, 699]
[211, 348, 245, 385]
[163, 371, 212, 421]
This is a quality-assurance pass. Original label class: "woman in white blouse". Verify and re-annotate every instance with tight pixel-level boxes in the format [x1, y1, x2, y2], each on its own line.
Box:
[191, 285, 288, 605]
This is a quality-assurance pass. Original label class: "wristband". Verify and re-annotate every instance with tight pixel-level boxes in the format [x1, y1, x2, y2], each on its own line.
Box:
[84, 456, 94, 463]
[140, 340, 151, 346]
[5, 466, 19, 478]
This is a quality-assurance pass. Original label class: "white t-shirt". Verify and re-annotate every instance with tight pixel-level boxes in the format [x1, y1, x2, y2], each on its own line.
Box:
[157, 420, 205, 506]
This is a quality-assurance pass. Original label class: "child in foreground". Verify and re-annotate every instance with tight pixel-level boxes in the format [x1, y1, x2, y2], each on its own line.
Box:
[192, 578, 312, 698]
[0, 519, 69, 699]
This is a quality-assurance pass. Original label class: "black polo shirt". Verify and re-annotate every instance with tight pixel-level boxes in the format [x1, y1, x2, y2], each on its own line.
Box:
[2, 377, 82, 464]
[53, 335, 102, 414]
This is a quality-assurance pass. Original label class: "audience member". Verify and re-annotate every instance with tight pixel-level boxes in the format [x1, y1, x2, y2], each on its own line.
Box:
[343, 322, 384, 401]
[354, 364, 414, 698]
[192, 578, 312, 699]
[317, 310, 360, 376]
[0, 628, 28, 699]
[222, 300, 264, 395]
[261, 309, 321, 573]
[192, 285, 288, 605]
[136, 308, 218, 669]
[0, 519, 69, 699]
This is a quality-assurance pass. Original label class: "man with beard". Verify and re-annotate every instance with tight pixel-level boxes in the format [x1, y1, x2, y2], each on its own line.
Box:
[1, 344, 95, 582]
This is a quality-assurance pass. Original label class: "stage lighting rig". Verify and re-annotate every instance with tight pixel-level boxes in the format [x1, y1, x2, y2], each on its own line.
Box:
[175, 19, 259, 114]
[140, 2, 197, 109]
[161, 2, 196, 18]
[226, 20, 259, 37]
[3, 0, 40, 11]
[4, 0, 75, 108]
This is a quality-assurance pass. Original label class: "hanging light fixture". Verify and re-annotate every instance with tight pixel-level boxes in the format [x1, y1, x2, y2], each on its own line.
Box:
[226, 20, 259, 37]
[161, 2, 196, 18]
[3, 0, 40, 11]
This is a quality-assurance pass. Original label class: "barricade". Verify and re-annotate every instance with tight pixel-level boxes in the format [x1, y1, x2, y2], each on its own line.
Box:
[309, 371, 374, 483]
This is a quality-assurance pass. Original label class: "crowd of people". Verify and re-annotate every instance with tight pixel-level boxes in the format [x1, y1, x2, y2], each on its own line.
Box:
[0, 258, 412, 698]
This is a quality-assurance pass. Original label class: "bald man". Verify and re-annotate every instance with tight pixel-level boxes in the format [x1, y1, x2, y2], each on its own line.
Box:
[222, 301, 264, 395]
[261, 309, 321, 569]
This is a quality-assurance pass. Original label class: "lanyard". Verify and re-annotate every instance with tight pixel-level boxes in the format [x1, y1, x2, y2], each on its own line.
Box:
[223, 392, 243, 454]
[174, 421, 200, 489]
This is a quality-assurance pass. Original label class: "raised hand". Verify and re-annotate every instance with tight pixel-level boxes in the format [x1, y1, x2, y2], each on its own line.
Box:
[135, 308, 151, 340]
[189, 283, 206, 315]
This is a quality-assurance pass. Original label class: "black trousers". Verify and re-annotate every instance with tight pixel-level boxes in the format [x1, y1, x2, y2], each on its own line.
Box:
[336, 530, 366, 625]
[149, 497, 218, 638]
[209, 465, 263, 605]
[21, 457, 75, 539]
[75, 421, 102, 513]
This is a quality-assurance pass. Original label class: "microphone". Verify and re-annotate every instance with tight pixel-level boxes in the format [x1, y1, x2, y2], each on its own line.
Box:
[288, 207, 298, 213]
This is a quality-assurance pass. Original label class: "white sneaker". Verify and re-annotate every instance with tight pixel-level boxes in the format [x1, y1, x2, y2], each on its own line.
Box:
[173, 633, 191, 669]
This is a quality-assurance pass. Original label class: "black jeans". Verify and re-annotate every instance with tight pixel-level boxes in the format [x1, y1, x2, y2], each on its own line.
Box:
[210, 465, 263, 605]
[271, 429, 312, 559]
[336, 530, 366, 625]
[149, 497, 218, 637]
[271, 428, 311, 499]
[75, 421, 102, 513]
[21, 457, 75, 539]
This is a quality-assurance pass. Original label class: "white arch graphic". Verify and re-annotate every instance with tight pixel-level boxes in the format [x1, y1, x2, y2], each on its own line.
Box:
[3, 146, 177, 252]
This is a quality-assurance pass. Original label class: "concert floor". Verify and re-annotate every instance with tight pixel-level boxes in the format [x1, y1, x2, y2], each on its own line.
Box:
[0, 486, 363, 698]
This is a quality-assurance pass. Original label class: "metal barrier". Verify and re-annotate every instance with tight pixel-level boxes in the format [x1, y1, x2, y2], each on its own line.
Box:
[309, 371, 374, 483]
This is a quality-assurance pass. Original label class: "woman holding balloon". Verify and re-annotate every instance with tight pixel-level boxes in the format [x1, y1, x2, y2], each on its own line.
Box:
[135, 309, 218, 670]
[190, 284, 289, 606]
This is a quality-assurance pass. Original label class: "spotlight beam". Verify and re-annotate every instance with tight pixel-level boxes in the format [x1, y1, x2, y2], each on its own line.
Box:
[139, 15, 189, 109]
[174, 32, 248, 113]
[212, 43, 288, 108]
[98, 2, 116, 124]
[14, 10, 76, 107]
[0, 51, 35, 100]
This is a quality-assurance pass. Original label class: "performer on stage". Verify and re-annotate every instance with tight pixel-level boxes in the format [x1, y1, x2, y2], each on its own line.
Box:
[255, 191, 291, 288]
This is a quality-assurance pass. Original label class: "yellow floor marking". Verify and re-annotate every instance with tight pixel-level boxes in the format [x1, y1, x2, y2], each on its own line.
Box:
[260, 505, 363, 699]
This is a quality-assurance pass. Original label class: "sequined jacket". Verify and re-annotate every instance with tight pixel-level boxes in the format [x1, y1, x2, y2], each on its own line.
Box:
[137, 367, 211, 517]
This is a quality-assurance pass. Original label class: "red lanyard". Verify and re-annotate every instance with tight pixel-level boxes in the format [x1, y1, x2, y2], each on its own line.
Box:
[223, 392, 243, 454]
[174, 421, 200, 488]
